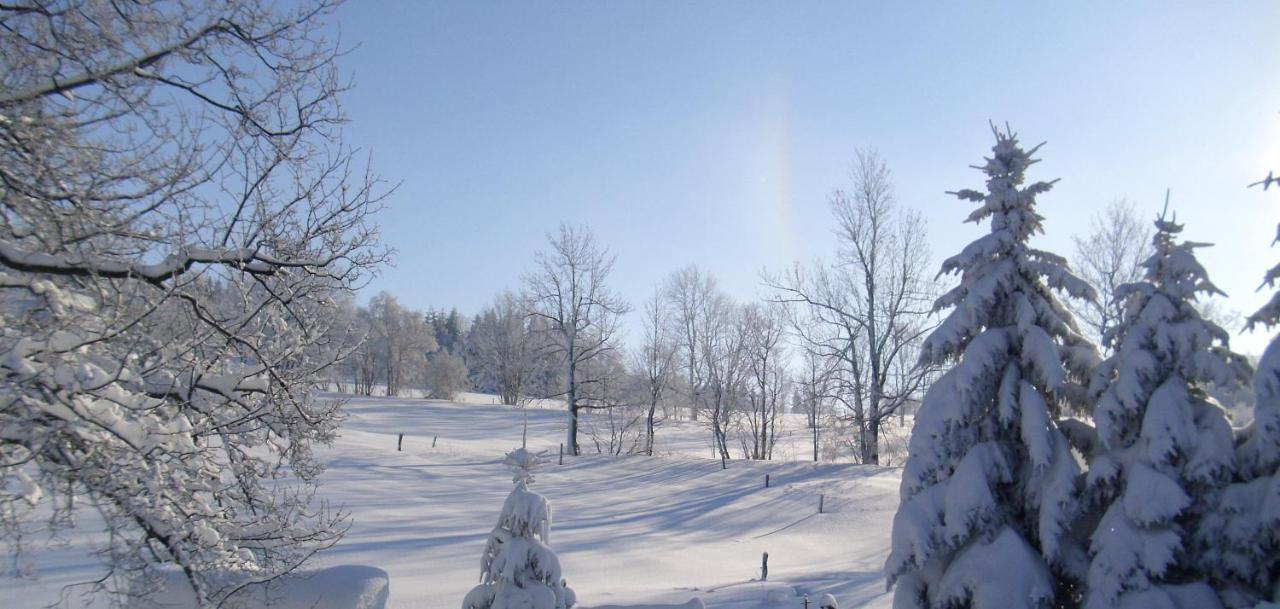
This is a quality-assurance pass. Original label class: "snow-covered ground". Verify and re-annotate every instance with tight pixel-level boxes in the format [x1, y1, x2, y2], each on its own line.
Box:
[4, 394, 905, 609]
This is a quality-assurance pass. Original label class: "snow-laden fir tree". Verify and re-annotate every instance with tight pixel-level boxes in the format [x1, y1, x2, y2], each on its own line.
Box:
[463, 449, 576, 609]
[1197, 221, 1280, 607]
[1083, 210, 1249, 609]
[885, 125, 1099, 609]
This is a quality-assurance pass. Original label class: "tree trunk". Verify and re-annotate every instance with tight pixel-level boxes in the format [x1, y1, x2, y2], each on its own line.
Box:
[851, 402, 868, 464]
[811, 407, 820, 462]
[865, 418, 880, 465]
[687, 363, 699, 422]
[646, 396, 657, 456]
[566, 342, 579, 456]
[711, 395, 729, 460]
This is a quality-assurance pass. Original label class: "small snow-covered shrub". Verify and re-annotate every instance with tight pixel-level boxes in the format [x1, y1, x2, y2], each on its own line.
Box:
[463, 448, 575, 609]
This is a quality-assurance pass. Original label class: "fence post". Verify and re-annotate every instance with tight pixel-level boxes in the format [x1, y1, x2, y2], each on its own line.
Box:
[432, 435, 438, 448]
[397, 433, 403, 451]
[761, 552, 769, 581]
[765, 474, 770, 489]
[819, 494, 825, 514]
[559, 443, 564, 465]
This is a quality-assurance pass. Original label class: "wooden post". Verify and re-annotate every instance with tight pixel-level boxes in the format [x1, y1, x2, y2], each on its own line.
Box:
[559, 443, 564, 465]
[765, 474, 770, 488]
[397, 433, 403, 451]
[432, 435, 438, 448]
[819, 494, 825, 514]
[761, 552, 769, 581]
[803, 596, 810, 609]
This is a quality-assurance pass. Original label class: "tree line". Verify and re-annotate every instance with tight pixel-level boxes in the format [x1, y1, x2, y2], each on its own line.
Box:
[326, 149, 945, 463]
[335, 147, 1247, 470]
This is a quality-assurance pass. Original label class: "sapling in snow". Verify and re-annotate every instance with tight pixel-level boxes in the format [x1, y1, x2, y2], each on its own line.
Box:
[463, 448, 575, 609]
[885, 125, 1099, 609]
[1084, 209, 1249, 609]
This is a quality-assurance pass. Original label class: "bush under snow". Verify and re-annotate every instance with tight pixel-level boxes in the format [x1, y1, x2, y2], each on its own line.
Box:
[463, 448, 576, 609]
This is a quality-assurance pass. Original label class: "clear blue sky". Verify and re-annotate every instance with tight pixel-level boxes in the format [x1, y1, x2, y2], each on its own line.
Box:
[332, 1, 1280, 353]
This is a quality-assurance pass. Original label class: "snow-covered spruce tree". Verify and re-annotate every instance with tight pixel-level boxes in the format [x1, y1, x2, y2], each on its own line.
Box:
[1084, 211, 1250, 608]
[1, 1, 386, 606]
[885, 125, 1099, 609]
[463, 449, 576, 609]
[1197, 221, 1280, 607]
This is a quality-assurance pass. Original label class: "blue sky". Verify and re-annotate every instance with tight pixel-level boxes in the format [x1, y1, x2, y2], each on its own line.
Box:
[332, 1, 1280, 353]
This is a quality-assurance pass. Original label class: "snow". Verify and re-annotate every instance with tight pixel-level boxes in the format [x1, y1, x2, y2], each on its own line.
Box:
[1121, 462, 1190, 526]
[942, 443, 1008, 546]
[935, 527, 1054, 609]
[587, 599, 703, 609]
[1, 394, 906, 608]
[128, 564, 390, 609]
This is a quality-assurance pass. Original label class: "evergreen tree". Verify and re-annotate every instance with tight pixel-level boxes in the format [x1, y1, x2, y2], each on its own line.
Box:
[885, 125, 1099, 609]
[463, 449, 575, 609]
[1198, 221, 1280, 607]
[435, 307, 464, 354]
[1084, 210, 1249, 608]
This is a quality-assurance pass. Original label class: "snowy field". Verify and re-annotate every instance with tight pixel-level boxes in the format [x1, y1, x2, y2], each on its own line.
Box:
[4, 394, 905, 609]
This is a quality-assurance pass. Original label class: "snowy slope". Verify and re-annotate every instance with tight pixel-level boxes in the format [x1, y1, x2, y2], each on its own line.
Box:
[3, 395, 903, 609]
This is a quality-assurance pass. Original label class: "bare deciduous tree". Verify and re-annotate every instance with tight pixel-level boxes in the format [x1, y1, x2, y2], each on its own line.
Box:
[768, 150, 935, 465]
[664, 266, 719, 422]
[469, 291, 544, 406]
[739, 302, 788, 460]
[794, 349, 836, 462]
[633, 288, 677, 456]
[1, 1, 388, 604]
[325, 294, 360, 393]
[698, 295, 749, 462]
[1069, 199, 1152, 351]
[365, 291, 437, 397]
[525, 224, 630, 456]
[579, 347, 642, 456]
[346, 306, 380, 396]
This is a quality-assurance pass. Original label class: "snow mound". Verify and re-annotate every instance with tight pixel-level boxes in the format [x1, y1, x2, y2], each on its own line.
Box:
[765, 587, 795, 603]
[584, 598, 704, 609]
[131, 564, 389, 609]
